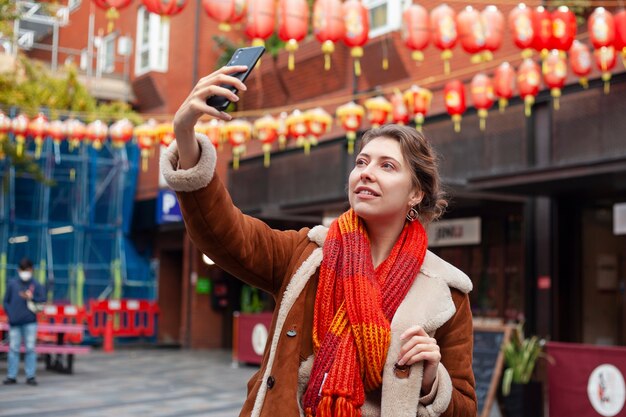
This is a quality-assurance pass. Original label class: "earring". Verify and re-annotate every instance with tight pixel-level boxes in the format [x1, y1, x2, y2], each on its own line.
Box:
[406, 206, 419, 222]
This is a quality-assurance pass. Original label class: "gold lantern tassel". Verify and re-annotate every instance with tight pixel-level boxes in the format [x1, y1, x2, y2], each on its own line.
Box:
[414, 114, 425, 132]
[441, 50, 453, 75]
[303, 139, 311, 155]
[322, 41, 335, 71]
[262, 143, 272, 168]
[286, 39, 298, 71]
[499, 98, 508, 113]
[16, 135, 25, 157]
[602, 72, 611, 95]
[347, 131, 356, 155]
[141, 150, 149, 172]
[579, 77, 589, 89]
[105, 7, 119, 34]
[411, 51, 424, 63]
[35, 137, 43, 159]
[351, 47, 363, 77]
[452, 114, 462, 133]
[70, 168, 76, 182]
[551, 88, 561, 111]
[524, 96, 535, 117]
[478, 109, 488, 131]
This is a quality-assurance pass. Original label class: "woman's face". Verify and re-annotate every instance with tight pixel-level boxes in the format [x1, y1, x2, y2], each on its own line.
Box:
[348, 137, 422, 224]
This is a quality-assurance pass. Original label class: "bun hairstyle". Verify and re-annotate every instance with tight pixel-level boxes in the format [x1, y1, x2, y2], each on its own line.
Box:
[359, 124, 448, 223]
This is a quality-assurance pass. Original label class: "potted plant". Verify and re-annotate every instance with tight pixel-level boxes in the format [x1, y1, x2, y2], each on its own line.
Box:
[501, 323, 545, 417]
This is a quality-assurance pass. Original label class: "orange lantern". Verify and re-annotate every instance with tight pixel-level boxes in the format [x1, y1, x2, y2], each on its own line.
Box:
[589, 8, 615, 50]
[286, 109, 310, 153]
[313, 0, 345, 71]
[64, 118, 87, 152]
[254, 115, 279, 167]
[92, 0, 132, 33]
[199, 119, 225, 150]
[156, 123, 175, 147]
[306, 107, 332, 148]
[277, 111, 288, 149]
[245, 0, 275, 47]
[615, 10, 626, 68]
[494, 62, 515, 112]
[444, 80, 466, 133]
[86, 119, 108, 151]
[134, 121, 157, 172]
[342, 0, 369, 77]
[47, 120, 67, 156]
[517, 58, 541, 117]
[142, 0, 187, 16]
[202, 0, 246, 32]
[569, 40, 592, 88]
[457, 6, 485, 64]
[543, 50, 567, 109]
[27, 113, 49, 159]
[550, 6, 576, 53]
[595, 46, 617, 94]
[482, 6, 504, 61]
[364, 96, 391, 128]
[403, 85, 432, 132]
[402, 4, 429, 63]
[336, 101, 364, 154]
[0, 111, 11, 159]
[531, 6, 552, 57]
[278, 0, 309, 71]
[109, 119, 134, 148]
[471, 74, 495, 131]
[431, 4, 457, 74]
[509, 3, 534, 59]
[224, 119, 251, 169]
[390, 90, 410, 125]
[11, 114, 29, 157]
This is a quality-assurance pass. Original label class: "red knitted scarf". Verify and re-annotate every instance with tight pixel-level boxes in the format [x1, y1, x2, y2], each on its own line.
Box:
[302, 209, 428, 417]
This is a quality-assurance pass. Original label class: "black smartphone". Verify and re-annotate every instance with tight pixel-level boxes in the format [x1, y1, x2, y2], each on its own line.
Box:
[206, 46, 265, 111]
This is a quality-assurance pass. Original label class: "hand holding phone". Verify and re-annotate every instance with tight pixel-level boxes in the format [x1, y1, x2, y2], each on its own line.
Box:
[206, 46, 265, 111]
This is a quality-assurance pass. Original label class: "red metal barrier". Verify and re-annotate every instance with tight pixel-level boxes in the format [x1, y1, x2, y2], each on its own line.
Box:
[87, 299, 159, 351]
[38, 305, 87, 344]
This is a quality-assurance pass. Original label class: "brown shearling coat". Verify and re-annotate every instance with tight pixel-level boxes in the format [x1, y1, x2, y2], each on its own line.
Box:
[161, 135, 477, 417]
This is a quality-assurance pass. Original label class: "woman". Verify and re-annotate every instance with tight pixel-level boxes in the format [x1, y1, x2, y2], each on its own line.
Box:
[161, 66, 477, 417]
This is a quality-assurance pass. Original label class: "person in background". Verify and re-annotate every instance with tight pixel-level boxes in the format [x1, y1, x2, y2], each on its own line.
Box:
[3, 258, 46, 386]
[160, 66, 477, 416]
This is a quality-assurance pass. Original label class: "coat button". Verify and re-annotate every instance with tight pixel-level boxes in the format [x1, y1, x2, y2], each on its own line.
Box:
[394, 363, 411, 379]
[286, 329, 297, 337]
[267, 375, 275, 389]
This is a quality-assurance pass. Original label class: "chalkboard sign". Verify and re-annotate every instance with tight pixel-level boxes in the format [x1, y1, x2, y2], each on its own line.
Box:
[473, 325, 511, 417]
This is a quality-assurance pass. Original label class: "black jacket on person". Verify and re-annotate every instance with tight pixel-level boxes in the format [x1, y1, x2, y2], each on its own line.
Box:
[3, 278, 46, 326]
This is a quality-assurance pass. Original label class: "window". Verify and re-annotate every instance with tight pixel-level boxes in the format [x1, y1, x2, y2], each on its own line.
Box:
[97, 33, 116, 75]
[135, 7, 169, 75]
[364, 0, 408, 38]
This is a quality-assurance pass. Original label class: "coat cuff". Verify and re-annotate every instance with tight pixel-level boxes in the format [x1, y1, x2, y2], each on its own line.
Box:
[419, 373, 439, 405]
[417, 364, 452, 417]
[159, 133, 217, 192]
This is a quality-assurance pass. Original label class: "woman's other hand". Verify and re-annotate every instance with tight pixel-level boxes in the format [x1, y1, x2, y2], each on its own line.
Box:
[398, 325, 441, 394]
[172, 65, 248, 169]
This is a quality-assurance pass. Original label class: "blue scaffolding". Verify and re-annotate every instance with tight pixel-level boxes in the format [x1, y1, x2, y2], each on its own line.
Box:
[0, 113, 154, 305]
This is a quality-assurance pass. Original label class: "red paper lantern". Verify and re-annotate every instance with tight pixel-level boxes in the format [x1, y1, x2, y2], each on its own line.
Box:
[87, 119, 109, 151]
[47, 120, 66, 148]
[402, 4, 430, 63]
[92, 0, 132, 33]
[276, 112, 288, 149]
[142, 0, 187, 16]
[431, 4, 457, 74]
[531, 6, 552, 57]
[390, 90, 410, 125]
[482, 6, 504, 61]
[543, 50, 567, 110]
[457, 6, 485, 63]
[11, 114, 29, 157]
[27, 113, 49, 159]
[444, 80, 465, 133]
[286, 110, 310, 153]
[245, 0, 275, 47]
[313, 0, 345, 71]
[306, 107, 332, 148]
[336, 101, 364, 154]
[197, 119, 225, 150]
[615, 10, 626, 68]
[589, 8, 615, 50]
[494, 62, 515, 112]
[517, 58, 541, 117]
[0, 111, 10, 159]
[509, 3, 534, 58]
[550, 6, 576, 52]
[157, 123, 175, 147]
[403, 85, 432, 132]
[64, 118, 87, 152]
[569, 40, 592, 88]
[109, 118, 134, 148]
[342, 0, 369, 77]
[364, 96, 392, 128]
[595, 46, 617, 94]
[224, 119, 252, 169]
[202, 0, 246, 31]
[134, 121, 158, 171]
[278, 0, 309, 71]
[471, 73, 495, 130]
[254, 115, 278, 167]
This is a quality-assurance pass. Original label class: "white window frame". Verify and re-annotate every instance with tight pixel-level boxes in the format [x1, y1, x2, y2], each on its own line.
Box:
[97, 32, 116, 76]
[364, 0, 409, 38]
[135, 7, 170, 76]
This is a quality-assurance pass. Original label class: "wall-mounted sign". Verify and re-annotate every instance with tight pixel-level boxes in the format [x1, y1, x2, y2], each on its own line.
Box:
[156, 189, 182, 224]
[614, 203, 626, 235]
[427, 217, 481, 247]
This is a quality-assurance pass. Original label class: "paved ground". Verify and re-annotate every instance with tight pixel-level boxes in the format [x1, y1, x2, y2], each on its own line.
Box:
[0, 348, 257, 417]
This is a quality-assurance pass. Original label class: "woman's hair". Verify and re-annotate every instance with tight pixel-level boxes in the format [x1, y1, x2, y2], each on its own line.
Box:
[18, 257, 33, 271]
[359, 124, 448, 223]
